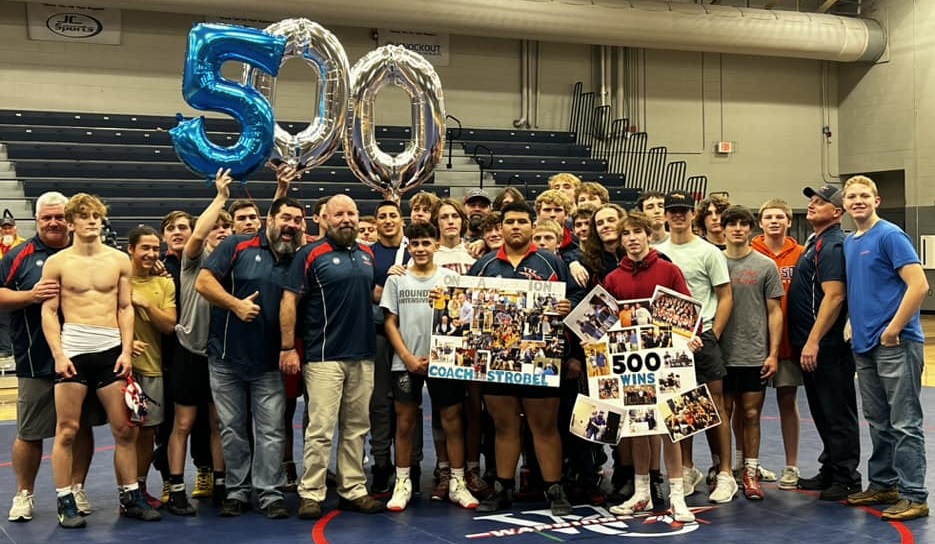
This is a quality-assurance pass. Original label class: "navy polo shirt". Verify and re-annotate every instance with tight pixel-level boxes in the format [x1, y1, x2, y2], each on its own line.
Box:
[284, 234, 376, 362]
[788, 224, 848, 350]
[469, 243, 583, 305]
[0, 236, 64, 378]
[203, 231, 293, 372]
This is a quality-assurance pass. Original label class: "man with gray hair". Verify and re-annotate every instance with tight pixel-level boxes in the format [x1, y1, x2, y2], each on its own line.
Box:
[1, 192, 104, 523]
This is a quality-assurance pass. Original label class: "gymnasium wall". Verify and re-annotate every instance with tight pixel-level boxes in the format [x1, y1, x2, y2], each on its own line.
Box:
[0, 1, 840, 206]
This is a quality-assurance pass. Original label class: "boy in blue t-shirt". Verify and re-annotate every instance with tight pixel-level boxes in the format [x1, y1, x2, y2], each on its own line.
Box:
[841, 175, 929, 522]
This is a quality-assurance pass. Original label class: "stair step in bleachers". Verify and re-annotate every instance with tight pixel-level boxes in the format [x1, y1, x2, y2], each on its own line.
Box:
[12, 159, 426, 184]
[0, 110, 580, 145]
[21, 179, 448, 202]
[5, 142, 348, 168]
[458, 129, 576, 144]
[493, 157, 607, 171]
[491, 171, 626, 186]
[0, 126, 416, 150]
[462, 141, 591, 158]
[0, 110, 416, 139]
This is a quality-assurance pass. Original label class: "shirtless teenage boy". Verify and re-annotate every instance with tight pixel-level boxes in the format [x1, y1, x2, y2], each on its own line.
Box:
[42, 193, 161, 528]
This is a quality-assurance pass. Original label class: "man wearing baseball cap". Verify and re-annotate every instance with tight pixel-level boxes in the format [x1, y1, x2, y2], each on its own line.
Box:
[788, 183, 862, 501]
[0, 213, 25, 368]
[803, 184, 844, 209]
[463, 189, 492, 240]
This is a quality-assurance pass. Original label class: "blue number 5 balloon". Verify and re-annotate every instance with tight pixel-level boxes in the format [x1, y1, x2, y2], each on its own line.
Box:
[170, 23, 287, 183]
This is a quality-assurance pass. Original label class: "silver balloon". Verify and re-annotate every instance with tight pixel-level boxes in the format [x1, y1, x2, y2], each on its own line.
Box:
[242, 18, 349, 171]
[344, 45, 445, 201]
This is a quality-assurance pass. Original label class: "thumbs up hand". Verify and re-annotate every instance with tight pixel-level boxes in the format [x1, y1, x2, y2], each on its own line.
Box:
[234, 290, 261, 322]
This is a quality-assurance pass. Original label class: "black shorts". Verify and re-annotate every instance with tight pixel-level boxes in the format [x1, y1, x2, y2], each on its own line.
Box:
[171, 348, 213, 407]
[57, 346, 123, 390]
[695, 330, 727, 384]
[392, 371, 468, 409]
[723, 366, 766, 394]
[483, 382, 561, 399]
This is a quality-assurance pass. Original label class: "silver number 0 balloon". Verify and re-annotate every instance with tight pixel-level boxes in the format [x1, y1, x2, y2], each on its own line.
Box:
[243, 18, 350, 171]
[344, 45, 446, 201]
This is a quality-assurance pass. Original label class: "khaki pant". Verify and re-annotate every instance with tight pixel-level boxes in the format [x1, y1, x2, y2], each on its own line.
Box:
[298, 360, 374, 502]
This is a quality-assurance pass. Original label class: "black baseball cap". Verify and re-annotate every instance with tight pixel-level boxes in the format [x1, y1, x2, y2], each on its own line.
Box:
[664, 191, 694, 211]
[803, 184, 843, 208]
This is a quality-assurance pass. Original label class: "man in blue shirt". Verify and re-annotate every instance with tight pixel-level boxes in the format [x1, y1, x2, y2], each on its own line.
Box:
[280, 193, 385, 520]
[841, 175, 929, 522]
[368, 200, 420, 494]
[195, 196, 305, 520]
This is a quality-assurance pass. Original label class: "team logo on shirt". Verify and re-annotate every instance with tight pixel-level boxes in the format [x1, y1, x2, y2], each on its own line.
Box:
[255, 255, 262, 263]
[36, 260, 44, 266]
[332, 257, 341, 265]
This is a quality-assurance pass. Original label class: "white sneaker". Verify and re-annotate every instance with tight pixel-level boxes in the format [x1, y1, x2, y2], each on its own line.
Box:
[682, 466, 704, 497]
[778, 466, 799, 490]
[709, 472, 738, 503]
[609, 492, 651, 515]
[670, 496, 695, 523]
[72, 483, 92, 515]
[387, 477, 412, 512]
[8, 490, 34, 522]
[448, 477, 479, 509]
[757, 466, 777, 482]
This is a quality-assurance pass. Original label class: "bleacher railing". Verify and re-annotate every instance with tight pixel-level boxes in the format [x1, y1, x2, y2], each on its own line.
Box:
[445, 114, 462, 169]
[568, 81, 708, 205]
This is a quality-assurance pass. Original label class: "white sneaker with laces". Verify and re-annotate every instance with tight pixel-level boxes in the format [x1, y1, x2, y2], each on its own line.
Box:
[387, 477, 412, 512]
[682, 466, 704, 497]
[709, 472, 738, 504]
[8, 490, 34, 522]
[778, 466, 799, 490]
[448, 477, 479, 509]
[670, 495, 695, 523]
[609, 492, 651, 515]
[72, 483, 92, 515]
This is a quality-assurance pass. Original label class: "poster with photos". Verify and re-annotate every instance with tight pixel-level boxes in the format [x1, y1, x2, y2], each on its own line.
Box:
[660, 384, 722, 442]
[428, 275, 565, 387]
[571, 285, 708, 441]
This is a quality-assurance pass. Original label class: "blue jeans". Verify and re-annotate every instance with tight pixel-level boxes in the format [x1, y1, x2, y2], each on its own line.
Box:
[853, 341, 928, 503]
[209, 358, 286, 508]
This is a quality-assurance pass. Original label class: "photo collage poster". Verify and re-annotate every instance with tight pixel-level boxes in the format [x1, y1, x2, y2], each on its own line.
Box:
[428, 275, 566, 388]
[567, 285, 711, 443]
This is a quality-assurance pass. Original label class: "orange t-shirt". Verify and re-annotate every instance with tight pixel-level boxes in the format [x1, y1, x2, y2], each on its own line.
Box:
[751, 235, 805, 360]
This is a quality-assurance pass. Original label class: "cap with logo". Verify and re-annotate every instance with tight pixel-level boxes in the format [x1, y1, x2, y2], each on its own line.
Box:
[664, 191, 694, 211]
[803, 184, 843, 208]
[0, 217, 14, 227]
[463, 188, 491, 204]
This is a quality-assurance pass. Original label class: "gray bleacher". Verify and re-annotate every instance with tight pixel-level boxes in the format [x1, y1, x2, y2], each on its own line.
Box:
[1, 109, 645, 240]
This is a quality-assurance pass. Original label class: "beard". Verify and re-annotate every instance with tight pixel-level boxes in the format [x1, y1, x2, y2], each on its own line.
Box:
[271, 226, 301, 256]
[468, 215, 484, 234]
[329, 225, 358, 247]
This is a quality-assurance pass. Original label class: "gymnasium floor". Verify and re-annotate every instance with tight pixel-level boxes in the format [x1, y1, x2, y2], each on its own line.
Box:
[1, 324, 934, 543]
